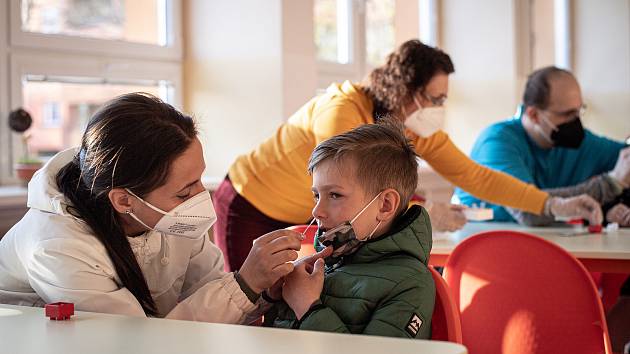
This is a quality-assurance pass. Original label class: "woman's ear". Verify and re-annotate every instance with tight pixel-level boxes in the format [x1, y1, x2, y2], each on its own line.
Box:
[109, 188, 133, 214]
[378, 188, 401, 222]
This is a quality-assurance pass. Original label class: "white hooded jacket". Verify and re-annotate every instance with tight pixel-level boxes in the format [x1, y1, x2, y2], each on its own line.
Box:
[0, 149, 266, 323]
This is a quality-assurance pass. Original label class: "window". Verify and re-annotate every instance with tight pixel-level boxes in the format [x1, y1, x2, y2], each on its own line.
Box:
[10, 0, 180, 59]
[22, 0, 167, 45]
[1, 0, 182, 185]
[42, 102, 61, 128]
[314, 0, 349, 64]
[365, 0, 395, 68]
[312, 0, 442, 90]
[23, 77, 171, 159]
[313, 0, 413, 88]
[516, 0, 573, 74]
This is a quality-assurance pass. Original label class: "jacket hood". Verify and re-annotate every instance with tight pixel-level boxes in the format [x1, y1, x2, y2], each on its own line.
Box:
[27, 148, 78, 216]
[350, 205, 432, 266]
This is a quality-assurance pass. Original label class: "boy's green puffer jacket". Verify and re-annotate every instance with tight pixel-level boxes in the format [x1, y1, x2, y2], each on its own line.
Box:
[268, 205, 435, 339]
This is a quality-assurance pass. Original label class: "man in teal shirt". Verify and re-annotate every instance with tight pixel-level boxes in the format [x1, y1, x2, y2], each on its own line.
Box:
[456, 66, 629, 225]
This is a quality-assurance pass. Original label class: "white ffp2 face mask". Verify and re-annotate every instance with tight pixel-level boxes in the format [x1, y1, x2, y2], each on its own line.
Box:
[125, 188, 217, 239]
[404, 97, 446, 138]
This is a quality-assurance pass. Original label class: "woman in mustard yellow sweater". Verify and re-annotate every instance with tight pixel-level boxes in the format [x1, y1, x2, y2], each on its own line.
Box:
[213, 40, 602, 271]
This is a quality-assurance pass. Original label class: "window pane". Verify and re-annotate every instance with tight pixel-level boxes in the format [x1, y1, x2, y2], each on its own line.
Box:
[314, 0, 338, 62]
[21, 0, 167, 45]
[314, 0, 349, 64]
[366, 0, 395, 67]
[22, 77, 170, 159]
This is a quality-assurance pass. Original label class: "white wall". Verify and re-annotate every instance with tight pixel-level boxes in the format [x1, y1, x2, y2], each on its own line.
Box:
[440, 0, 630, 154]
[573, 0, 630, 141]
[184, 0, 318, 179]
[282, 0, 318, 118]
[440, 0, 521, 154]
[532, 0, 556, 68]
[183, 0, 629, 180]
[395, 0, 420, 45]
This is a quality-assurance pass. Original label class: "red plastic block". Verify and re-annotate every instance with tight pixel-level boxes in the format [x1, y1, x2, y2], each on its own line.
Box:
[45, 302, 74, 320]
[588, 225, 602, 233]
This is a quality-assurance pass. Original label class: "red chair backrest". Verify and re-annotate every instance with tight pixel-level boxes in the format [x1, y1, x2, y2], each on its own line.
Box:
[286, 224, 317, 258]
[444, 230, 611, 354]
[429, 266, 463, 344]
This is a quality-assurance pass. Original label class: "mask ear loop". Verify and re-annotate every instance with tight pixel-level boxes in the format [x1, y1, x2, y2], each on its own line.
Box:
[125, 188, 169, 215]
[540, 114, 559, 133]
[126, 209, 155, 232]
[349, 192, 383, 240]
[350, 192, 383, 224]
[536, 113, 557, 145]
[365, 220, 383, 240]
[413, 95, 424, 111]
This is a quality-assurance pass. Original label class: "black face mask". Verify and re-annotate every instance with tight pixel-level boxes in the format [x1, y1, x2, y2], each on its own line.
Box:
[550, 117, 585, 149]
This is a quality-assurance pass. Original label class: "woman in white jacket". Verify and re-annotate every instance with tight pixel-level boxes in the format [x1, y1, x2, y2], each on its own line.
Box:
[0, 93, 317, 323]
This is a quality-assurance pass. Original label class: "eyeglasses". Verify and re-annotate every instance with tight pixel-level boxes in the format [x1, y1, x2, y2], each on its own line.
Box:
[418, 92, 447, 107]
[542, 104, 587, 120]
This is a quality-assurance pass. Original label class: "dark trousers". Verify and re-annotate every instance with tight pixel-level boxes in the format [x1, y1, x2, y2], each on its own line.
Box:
[621, 276, 630, 296]
[213, 177, 292, 271]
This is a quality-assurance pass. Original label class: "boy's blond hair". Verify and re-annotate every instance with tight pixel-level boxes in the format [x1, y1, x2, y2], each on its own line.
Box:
[308, 118, 418, 212]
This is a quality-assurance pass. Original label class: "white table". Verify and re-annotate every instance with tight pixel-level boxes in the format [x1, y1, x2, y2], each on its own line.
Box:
[0, 305, 467, 354]
[430, 222, 630, 273]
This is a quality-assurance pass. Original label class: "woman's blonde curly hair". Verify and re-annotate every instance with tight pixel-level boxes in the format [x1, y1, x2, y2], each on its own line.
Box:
[363, 40, 454, 118]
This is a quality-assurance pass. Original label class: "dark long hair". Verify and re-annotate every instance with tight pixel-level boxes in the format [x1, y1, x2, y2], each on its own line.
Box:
[56, 93, 197, 316]
[363, 39, 454, 118]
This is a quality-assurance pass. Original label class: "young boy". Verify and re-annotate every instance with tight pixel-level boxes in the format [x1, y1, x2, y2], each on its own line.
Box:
[264, 121, 435, 339]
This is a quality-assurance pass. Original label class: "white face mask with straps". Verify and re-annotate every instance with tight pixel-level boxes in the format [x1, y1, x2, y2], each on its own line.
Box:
[403, 96, 446, 138]
[125, 188, 217, 239]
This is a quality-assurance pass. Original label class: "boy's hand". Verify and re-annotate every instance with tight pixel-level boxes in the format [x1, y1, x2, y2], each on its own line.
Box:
[295, 246, 333, 272]
[264, 246, 332, 301]
[283, 258, 326, 320]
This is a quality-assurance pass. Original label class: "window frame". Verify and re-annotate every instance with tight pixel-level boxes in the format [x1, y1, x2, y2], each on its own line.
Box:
[419, 0, 439, 47]
[316, 0, 439, 88]
[315, 0, 364, 88]
[9, 0, 183, 61]
[515, 0, 573, 76]
[1, 0, 183, 186]
[0, 3, 10, 187]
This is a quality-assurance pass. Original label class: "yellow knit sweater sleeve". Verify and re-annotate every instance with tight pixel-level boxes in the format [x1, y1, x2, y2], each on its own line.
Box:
[415, 131, 549, 214]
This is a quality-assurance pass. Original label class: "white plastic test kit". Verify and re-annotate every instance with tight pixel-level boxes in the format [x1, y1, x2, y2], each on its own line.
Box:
[463, 207, 494, 221]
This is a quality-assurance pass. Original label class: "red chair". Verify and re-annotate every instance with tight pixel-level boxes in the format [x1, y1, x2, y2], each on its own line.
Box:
[444, 230, 612, 354]
[286, 224, 317, 258]
[429, 266, 463, 343]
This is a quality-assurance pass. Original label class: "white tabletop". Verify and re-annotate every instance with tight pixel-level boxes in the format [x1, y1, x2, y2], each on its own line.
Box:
[0, 305, 467, 354]
[432, 222, 630, 260]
